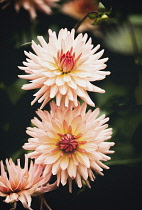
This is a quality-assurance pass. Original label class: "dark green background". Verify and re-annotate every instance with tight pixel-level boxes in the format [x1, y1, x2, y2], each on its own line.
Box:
[0, 0, 142, 209]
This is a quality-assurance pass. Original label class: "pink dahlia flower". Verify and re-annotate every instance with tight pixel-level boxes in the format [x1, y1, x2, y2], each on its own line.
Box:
[23, 101, 114, 192]
[18, 28, 110, 109]
[0, 155, 56, 210]
[0, 0, 59, 20]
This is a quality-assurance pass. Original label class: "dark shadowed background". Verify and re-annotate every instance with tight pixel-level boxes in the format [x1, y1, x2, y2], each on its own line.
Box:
[0, 0, 142, 209]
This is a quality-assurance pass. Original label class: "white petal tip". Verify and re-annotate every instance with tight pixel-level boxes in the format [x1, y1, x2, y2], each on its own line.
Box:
[107, 71, 111, 75]
[21, 86, 25, 90]
[90, 103, 95, 107]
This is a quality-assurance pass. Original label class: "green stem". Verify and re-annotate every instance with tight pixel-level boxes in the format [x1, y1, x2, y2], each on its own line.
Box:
[10, 202, 17, 210]
[74, 13, 89, 32]
[74, 11, 98, 33]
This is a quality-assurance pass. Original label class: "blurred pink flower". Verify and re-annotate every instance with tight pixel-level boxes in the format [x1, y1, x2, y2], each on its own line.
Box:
[0, 0, 59, 19]
[19, 28, 110, 109]
[61, 0, 99, 32]
[23, 101, 114, 192]
[0, 155, 56, 210]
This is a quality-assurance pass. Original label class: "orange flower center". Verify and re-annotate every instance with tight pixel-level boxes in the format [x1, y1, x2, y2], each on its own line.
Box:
[59, 51, 75, 73]
[58, 134, 78, 153]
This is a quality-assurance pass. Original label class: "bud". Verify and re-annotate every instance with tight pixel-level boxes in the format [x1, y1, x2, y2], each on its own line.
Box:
[98, 2, 106, 13]
[101, 14, 109, 20]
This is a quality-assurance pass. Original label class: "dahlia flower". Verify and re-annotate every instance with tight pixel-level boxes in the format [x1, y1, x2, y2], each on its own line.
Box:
[18, 28, 110, 108]
[61, 0, 99, 32]
[0, 0, 59, 20]
[0, 155, 56, 210]
[23, 101, 114, 192]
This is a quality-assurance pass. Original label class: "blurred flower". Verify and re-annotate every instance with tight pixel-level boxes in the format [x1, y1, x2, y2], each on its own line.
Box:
[18, 28, 110, 108]
[61, 0, 99, 32]
[23, 101, 114, 192]
[0, 155, 56, 210]
[0, 0, 59, 19]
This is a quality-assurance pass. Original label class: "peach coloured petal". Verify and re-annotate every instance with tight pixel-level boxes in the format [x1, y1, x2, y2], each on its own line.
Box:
[1, 0, 60, 20]
[23, 101, 114, 191]
[0, 155, 56, 209]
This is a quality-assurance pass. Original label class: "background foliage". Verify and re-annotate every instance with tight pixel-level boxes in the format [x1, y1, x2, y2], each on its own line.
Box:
[0, 0, 142, 209]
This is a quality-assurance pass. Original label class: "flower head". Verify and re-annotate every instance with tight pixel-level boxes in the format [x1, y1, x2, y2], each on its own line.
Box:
[61, 0, 99, 32]
[0, 0, 59, 20]
[19, 28, 110, 109]
[23, 101, 114, 192]
[0, 155, 56, 210]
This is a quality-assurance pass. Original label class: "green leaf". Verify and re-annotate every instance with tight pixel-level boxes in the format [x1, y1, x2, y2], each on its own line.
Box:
[107, 157, 142, 166]
[103, 23, 142, 55]
[6, 79, 25, 104]
[128, 14, 142, 25]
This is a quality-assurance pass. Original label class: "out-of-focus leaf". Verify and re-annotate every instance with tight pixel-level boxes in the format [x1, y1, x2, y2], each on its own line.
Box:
[2, 122, 9, 131]
[107, 157, 142, 166]
[6, 78, 25, 104]
[128, 14, 142, 25]
[135, 70, 142, 104]
[94, 80, 142, 161]
[11, 149, 25, 162]
[103, 23, 142, 55]
[13, 20, 39, 48]
[95, 81, 129, 111]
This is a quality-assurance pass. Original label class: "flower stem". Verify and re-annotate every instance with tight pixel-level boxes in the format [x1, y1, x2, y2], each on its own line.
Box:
[39, 195, 52, 210]
[42, 197, 52, 210]
[74, 11, 98, 33]
[74, 13, 89, 32]
[10, 202, 17, 210]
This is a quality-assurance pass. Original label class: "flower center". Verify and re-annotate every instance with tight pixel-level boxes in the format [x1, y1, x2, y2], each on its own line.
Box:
[58, 134, 78, 153]
[59, 51, 75, 73]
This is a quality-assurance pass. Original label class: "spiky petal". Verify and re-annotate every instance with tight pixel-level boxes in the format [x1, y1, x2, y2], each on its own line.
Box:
[19, 28, 110, 109]
[23, 101, 114, 192]
[0, 0, 59, 19]
[0, 155, 56, 209]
